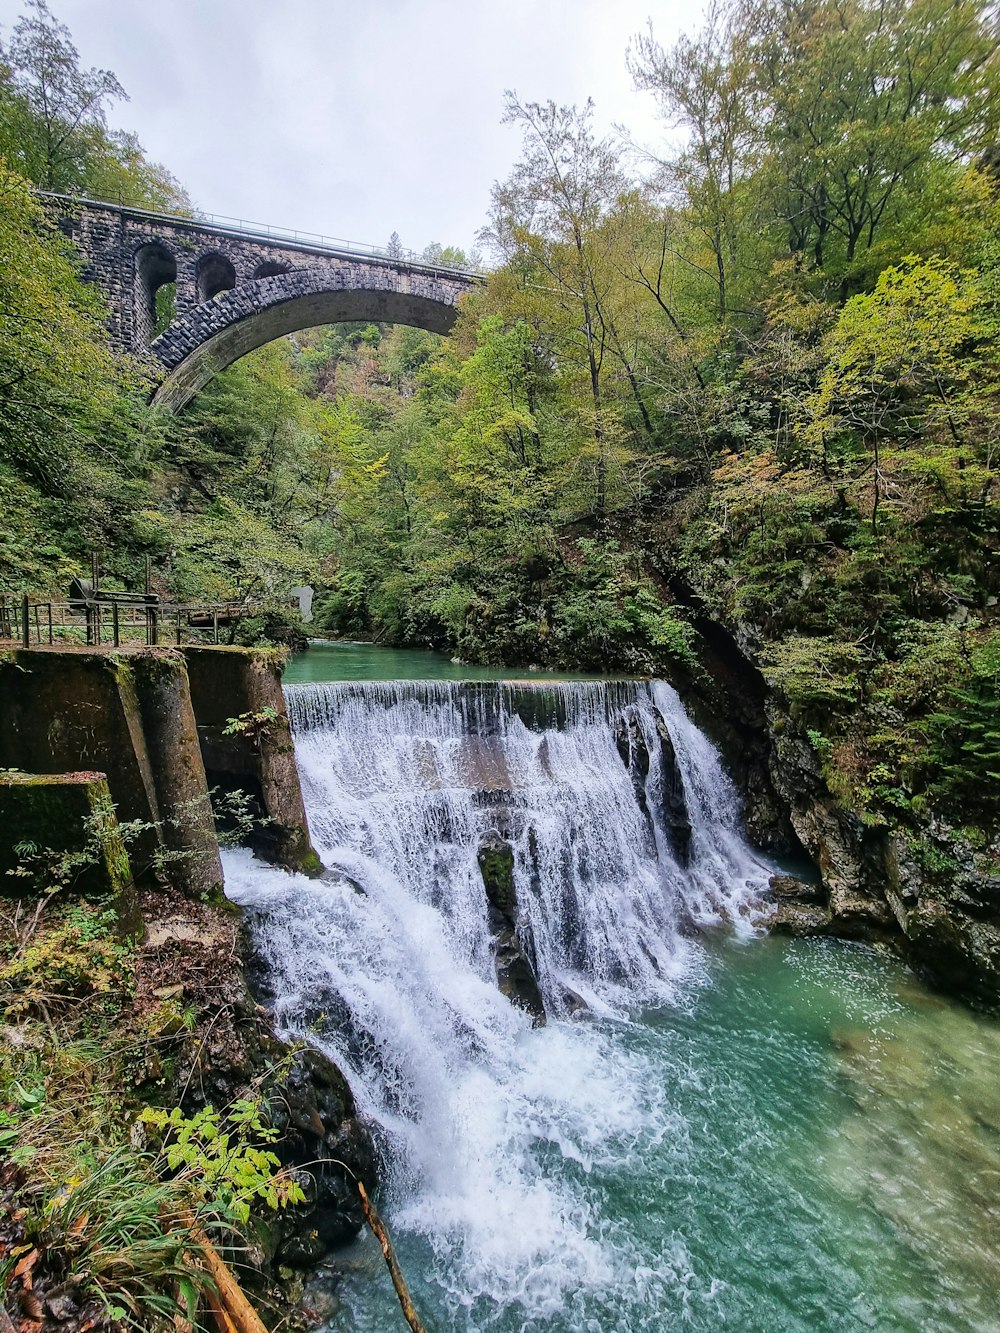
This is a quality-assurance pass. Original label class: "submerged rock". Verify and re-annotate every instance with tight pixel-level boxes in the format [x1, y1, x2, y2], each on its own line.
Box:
[558, 982, 591, 1018]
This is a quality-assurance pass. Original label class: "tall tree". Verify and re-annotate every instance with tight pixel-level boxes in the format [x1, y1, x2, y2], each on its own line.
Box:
[0, 163, 134, 487]
[484, 94, 626, 519]
[0, 0, 123, 191]
[629, 2, 764, 324]
[0, 0, 190, 209]
[748, 0, 1000, 293]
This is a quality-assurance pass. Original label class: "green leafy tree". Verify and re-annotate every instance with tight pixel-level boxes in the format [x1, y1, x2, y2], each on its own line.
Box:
[748, 0, 999, 292]
[485, 94, 629, 520]
[804, 255, 995, 533]
[629, 2, 766, 324]
[0, 0, 191, 209]
[0, 164, 139, 489]
[0, 0, 124, 191]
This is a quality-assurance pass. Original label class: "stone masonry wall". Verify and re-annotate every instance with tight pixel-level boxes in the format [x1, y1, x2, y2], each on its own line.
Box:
[53, 199, 476, 408]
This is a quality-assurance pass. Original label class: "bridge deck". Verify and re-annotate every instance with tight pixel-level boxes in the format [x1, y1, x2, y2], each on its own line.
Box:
[39, 190, 482, 281]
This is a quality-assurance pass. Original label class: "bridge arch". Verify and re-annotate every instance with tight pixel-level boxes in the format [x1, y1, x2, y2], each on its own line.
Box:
[48, 196, 479, 401]
[150, 265, 467, 412]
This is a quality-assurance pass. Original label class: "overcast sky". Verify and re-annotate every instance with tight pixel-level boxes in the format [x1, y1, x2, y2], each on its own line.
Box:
[0, 0, 707, 255]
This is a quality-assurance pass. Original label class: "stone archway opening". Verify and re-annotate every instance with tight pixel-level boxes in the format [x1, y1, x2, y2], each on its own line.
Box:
[253, 261, 292, 280]
[134, 242, 177, 347]
[196, 252, 238, 303]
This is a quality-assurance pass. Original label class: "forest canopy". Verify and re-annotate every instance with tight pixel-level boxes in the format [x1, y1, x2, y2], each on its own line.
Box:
[0, 0, 997, 837]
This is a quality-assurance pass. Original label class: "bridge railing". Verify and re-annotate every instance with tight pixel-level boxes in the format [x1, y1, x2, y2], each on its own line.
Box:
[0, 594, 268, 650]
[38, 190, 484, 281]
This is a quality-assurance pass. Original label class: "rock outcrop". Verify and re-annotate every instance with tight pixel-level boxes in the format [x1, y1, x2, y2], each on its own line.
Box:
[659, 606, 1000, 1008]
[477, 835, 546, 1025]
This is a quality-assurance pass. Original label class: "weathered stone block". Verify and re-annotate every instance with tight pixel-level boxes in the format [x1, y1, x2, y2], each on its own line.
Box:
[0, 770, 131, 899]
[0, 648, 222, 898]
[183, 646, 322, 875]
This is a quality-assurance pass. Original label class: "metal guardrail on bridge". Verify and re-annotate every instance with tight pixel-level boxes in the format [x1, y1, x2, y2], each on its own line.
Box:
[0, 594, 265, 649]
[37, 190, 484, 282]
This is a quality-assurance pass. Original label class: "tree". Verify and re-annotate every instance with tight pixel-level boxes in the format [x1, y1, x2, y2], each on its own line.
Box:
[386, 230, 404, 259]
[0, 0, 124, 191]
[0, 163, 136, 487]
[629, 2, 765, 324]
[83, 128, 191, 213]
[420, 242, 470, 269]
[804, 256, 994, 532]
[748, 0, 1000, 294]
[484, 94, 628, 520]
[0, 0, 191, 209]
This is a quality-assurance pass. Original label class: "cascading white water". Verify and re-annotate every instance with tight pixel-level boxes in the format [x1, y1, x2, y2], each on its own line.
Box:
[224, 678, 772, 1327]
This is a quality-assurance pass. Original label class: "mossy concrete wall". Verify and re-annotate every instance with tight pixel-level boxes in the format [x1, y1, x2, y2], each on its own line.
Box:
[0, 650, 222, 897]
[183, 646, 321, 875]
[0, 771, 131, 897]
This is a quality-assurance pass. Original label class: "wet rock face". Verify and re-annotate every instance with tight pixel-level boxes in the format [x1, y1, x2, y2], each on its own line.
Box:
[477, 836, 546, 1026]
[478, 838, 518, 916]
[654, 714, 693, 867]
[269, 1046, 376, 1256]
[765, 712, 1000, 1006]
[767, 720, 899, 941]
[885, 833, 1000, 1008]
[613, 709, 693, 865]
[614, 711, 655, 842]
[147, 896, 376, 1280]
[768, 873, 823, 903]
[769, 901, 833, 936]
[766, 873, 832, 934]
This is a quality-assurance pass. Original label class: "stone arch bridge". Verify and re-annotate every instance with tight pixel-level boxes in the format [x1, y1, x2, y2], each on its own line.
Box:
[51, 196, 479, 412]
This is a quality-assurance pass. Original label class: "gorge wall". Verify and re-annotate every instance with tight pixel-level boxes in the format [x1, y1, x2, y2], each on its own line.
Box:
[670, 611, 1000, 1008]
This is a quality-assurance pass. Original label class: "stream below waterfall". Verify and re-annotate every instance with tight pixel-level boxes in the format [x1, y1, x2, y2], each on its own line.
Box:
[222, 644, 1000, 1332]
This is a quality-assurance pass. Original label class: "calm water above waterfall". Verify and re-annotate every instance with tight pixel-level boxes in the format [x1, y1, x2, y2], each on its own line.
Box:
[282, 639, 603, 684]
[223, 651, 1000, 1332]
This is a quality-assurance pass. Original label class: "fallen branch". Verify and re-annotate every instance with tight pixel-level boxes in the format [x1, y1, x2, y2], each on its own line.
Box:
[358, 1181, 427, 1333]
[179, 1213, 268, 1333]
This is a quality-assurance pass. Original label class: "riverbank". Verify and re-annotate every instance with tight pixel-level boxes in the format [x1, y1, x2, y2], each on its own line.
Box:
[0, 881, 373, 1331]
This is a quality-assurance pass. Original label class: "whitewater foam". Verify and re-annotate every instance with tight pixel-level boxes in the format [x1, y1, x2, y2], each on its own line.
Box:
[224, 677, 770, 1326]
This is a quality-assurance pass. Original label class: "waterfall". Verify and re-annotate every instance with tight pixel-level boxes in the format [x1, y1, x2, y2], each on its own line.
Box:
[223, 678, 771, 1326]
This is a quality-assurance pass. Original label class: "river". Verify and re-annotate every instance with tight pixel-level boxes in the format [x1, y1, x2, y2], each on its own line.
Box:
[221, 641, 1000, 1332]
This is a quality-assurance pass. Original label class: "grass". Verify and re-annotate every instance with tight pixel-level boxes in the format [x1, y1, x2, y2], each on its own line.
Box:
[0, 892, 304, 1331]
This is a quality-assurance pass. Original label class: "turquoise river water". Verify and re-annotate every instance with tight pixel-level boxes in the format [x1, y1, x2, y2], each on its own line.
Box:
[224, 641, 1000, 1332]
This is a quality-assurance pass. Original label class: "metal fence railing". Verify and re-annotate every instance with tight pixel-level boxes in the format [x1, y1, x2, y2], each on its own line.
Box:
[38, 190, 484, 280]
[0, 595, 263, 650]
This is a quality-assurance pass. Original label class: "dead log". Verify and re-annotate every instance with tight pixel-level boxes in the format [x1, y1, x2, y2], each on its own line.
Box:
[358, 1181, 427, 1333]
[179, 1214, 269, 1333]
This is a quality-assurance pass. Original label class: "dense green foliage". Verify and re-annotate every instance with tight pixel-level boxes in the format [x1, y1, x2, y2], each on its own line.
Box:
[0, 2, 189, 592]
[0, 0, 189, 207]
[0, 0, 997, 845]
